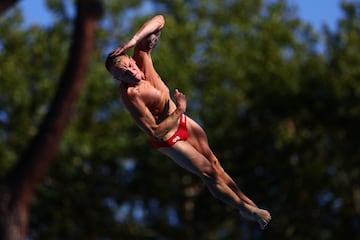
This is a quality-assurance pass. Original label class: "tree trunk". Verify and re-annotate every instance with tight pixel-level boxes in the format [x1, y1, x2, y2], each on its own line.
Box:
[0, 1, 102, 239]
[0, 0, 19, 14]
[0, 189, 28, 240]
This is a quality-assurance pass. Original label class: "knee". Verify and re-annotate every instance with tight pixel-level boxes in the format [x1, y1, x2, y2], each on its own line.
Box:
[200, 164, 222, 185]
[200, 168, 227, 200]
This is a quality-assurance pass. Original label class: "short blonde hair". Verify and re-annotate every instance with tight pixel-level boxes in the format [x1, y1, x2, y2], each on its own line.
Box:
[105, 52, 126, 74]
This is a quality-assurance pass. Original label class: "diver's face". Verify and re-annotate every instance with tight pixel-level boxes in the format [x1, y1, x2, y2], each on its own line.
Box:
[113, 55, 144, 83]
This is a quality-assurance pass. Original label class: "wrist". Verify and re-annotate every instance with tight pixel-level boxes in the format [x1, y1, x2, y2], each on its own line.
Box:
[175, 107, 185, 116]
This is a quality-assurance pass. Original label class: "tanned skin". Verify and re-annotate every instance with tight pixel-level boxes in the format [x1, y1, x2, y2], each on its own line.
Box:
[106, 15, 271, 229]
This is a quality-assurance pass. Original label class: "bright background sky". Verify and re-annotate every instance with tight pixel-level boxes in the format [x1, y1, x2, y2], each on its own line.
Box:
[19, 0, 343, 30]
[288, 0, 343, 30]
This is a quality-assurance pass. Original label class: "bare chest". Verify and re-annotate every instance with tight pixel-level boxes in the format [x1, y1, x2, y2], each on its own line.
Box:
[137, 82, 165, 107]
[129, 82, 171, 120]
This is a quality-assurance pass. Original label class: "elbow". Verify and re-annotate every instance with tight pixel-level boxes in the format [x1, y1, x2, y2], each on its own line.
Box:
[154, 14, 165, 29]
[151, 125, 168, 141]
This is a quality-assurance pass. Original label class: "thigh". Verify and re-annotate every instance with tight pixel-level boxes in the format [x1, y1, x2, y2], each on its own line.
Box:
[186, 117, 216, 161]
[158, 141, 213, 177]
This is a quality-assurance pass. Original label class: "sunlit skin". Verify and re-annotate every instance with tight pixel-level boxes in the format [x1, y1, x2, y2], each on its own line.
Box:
[113, 55, 144, 83]
[106, 15, 271, 229]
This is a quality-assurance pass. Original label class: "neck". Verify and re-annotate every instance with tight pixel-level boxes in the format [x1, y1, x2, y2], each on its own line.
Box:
[121, 80, 141, 88]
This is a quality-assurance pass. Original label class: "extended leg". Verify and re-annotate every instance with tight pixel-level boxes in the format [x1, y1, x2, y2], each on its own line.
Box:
[159, 142, 271, 229]
[173, 119, 271, 228]
[200, 161, 271, 229]
[213, 161, 257, 207]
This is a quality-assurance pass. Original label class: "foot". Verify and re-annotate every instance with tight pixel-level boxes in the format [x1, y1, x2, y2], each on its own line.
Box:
[239, 206, 271, 230]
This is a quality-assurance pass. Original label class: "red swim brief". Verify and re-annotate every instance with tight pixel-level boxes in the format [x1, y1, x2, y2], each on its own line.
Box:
[150, 114, 189, 148]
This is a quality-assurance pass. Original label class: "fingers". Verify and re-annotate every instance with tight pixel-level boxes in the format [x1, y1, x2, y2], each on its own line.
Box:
[173, 89, 187, 112]
[110, 47, 124, 57]
[109, 42, 129, 57]
[174, 88, 184, 96]
[174, 89, 186, 101]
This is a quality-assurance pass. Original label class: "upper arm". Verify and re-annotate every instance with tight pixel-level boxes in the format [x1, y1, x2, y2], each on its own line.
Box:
[120, 88, 158, 137]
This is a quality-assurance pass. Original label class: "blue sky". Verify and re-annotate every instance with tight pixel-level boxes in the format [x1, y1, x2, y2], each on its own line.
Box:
[288, 0, 343, 30]
[19, 0, 343, 30]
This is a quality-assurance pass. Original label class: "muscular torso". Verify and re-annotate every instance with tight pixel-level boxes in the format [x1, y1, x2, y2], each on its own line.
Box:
[118, 46, 179, 140]
[119, 80, 177, 140]
[131, 80, 175, 123]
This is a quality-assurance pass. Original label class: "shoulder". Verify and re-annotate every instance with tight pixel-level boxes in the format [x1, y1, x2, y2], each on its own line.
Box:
[121, 84, 152, 110]
[120, 84, 139, 100]
[119, 84, 136, 107]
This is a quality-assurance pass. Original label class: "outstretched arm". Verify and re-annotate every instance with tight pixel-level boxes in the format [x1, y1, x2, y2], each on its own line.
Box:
[110, 15, 165, 57]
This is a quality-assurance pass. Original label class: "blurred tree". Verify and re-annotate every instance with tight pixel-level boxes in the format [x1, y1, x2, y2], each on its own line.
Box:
[0, 0, 102, 239]
[0, 0, 18, 14]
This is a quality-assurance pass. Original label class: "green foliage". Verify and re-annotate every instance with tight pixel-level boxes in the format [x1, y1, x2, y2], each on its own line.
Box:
[0, 6, 68, 174]
[1, 0, 359, 239]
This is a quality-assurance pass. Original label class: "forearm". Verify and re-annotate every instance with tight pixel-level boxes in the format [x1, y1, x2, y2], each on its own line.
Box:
[153, 89, 186, 139]
[130, 15, 165, 43]
[109, 15, 165, 57]
[153, 107, 184, 140]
